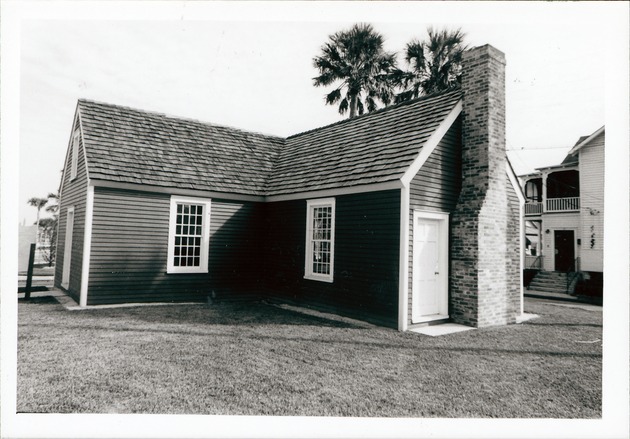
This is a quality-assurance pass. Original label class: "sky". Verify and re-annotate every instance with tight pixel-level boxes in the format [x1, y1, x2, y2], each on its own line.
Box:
[9, 2, 625, 225]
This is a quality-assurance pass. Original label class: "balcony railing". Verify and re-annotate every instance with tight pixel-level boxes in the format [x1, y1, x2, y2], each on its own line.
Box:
[524, 202, 543, 215]
[546, 197, 580, 213]
[525, 255, 543, 269]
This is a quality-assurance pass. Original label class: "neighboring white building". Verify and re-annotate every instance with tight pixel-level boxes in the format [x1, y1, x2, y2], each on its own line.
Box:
[521, 126, 604, 295]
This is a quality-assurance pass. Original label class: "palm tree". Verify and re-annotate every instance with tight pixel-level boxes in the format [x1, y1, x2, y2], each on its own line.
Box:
[45, 192, 59, 216]
[313, 23, 398, 118]
[27, 197, 49, 241]
[395, 27, 467, 102]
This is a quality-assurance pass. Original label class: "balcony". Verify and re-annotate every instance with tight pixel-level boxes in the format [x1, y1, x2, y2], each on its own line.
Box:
[525, 202, 543, 215]
[546, 197, 580, 213]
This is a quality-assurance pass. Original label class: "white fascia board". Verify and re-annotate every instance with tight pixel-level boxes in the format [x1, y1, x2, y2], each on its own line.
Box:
[90, 179, 404, 203]
[58, 103, 81, 197]
[265, 180, 403, 203]
[77, 107, 90, 182]
[567, 125, 605, 156]
[535, 163, 579, 173]
[89, 179, 265, 203]
[398, 184, 410, 331]
[79, 184, 94, 307]
[401, 99, 462, 186]
[506, 161, 526, 205]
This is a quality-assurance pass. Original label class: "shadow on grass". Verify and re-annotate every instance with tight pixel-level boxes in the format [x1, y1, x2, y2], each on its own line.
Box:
[525, 322, 602, 328]
[22, 318, 602, 359]
[19, 298, 362, 329]
[18, 296, 58, 305]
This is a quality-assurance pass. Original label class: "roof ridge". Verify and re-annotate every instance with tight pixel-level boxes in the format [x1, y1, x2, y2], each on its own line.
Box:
[77, 98, 287, 143]
[286, 87, 462, 140]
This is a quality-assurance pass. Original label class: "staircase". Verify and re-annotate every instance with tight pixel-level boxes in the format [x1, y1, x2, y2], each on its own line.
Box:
[528, 271, 574, 294]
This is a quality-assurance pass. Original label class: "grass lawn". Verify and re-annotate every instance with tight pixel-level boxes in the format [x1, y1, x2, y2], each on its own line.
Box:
[17, 297, 602, 417]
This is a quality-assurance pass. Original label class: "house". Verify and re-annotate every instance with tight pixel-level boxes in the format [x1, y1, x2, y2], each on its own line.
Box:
[521, 126, 605, 296]
[54, 44, 524, 330]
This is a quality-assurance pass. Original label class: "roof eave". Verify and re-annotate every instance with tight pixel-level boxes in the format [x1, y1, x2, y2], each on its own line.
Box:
[566, 125, 605, 156]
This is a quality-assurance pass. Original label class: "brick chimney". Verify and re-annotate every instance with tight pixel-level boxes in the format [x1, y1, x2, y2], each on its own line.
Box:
[450, 44, 520, 327]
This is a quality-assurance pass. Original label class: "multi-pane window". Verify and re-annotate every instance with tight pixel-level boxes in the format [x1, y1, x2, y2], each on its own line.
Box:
[304, 198, 335, 282]
[167, 196, 211, 274]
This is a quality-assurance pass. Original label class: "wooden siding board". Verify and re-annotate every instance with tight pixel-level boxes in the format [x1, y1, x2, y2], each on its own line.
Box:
[407, 118, 462, 325]
[54, 117, 88, 303]
[264, 189, 401, 328]
[579, 132, 604, 272]
[87, 187, 265, 304]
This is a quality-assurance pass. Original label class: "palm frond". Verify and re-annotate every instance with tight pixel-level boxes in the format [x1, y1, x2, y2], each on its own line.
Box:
[338, 97, 349, 115]
[312, 23, 398, 118]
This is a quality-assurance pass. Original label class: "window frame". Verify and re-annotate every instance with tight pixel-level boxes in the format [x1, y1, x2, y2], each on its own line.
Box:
[70, 131, 79, 181]
[167, 195, 212, 274]
[304, 198, 336, 283]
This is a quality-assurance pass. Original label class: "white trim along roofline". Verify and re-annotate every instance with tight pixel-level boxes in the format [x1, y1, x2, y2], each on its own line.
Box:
[58, 104, 80, 197]
[265, 180, 403, 202]
[401, 99, 463, 186]
[567, 125, 605, 156]
[506, 161, 526, 205]
[90, 179, 404, 204]
[90, 179, 266, 202]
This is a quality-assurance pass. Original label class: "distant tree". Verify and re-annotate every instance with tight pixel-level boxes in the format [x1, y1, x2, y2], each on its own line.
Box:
[45, 192, 59, 216]
[27, 197, 48, 235]
[42, 192, 59, 266]
[313, 23, 398, 118]
[38, 217, 57, 266]
[394, 27, 467, 102]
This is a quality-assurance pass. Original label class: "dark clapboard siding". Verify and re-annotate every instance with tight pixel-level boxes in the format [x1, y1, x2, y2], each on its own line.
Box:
[54, 117, 88, 303]
[407, 117, 462, 325]
[87, 187, 264, 305]
[264, 189, 400, 328]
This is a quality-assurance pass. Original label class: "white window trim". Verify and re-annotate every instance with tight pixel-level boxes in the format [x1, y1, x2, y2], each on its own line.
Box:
[167, 195, 211, 274]
[304, 198, 336, 283]
[70, 131, 79, 181]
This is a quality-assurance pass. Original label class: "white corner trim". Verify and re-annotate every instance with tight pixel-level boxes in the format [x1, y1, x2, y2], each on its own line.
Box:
[61, 206, 75, 290]
[398, 185, 410, 331]
[401, 99, 463, 186]
[79, 184, 94, 307]
[519, 198, 525, 316]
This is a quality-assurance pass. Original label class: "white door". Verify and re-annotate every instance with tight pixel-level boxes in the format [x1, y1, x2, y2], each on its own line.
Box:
[412, 214, 447, 323]
[61, 207, 74, 289]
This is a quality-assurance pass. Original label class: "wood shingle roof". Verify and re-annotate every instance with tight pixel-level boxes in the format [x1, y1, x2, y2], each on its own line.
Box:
[77, 89, 462, 197]
[275, 89, 462, 194]
[79, 100, 284, 196]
